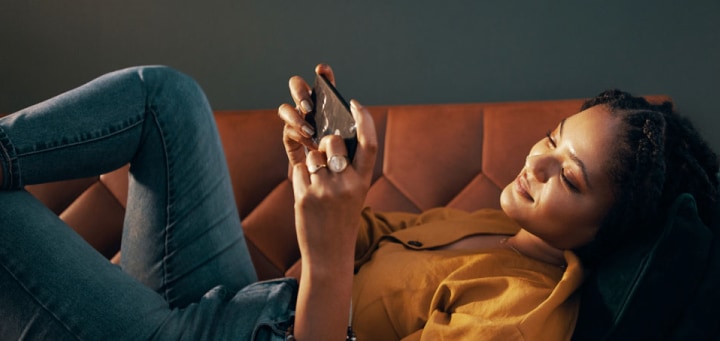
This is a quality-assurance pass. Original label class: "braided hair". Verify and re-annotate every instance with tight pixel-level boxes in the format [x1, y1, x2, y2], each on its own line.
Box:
[574, 89, 719, 267]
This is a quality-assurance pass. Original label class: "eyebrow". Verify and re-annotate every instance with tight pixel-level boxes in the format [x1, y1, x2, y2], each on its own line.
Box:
[559, 118, 592, 189]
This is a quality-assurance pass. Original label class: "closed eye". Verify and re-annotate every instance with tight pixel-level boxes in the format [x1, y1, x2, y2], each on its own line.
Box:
[546, 131, 556, 148]
[547, 130, 580, 192]
[561, 169, 580, 192]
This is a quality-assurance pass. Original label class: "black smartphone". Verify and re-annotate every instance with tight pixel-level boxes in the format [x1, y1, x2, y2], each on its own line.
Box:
[305, 74, 358, 162]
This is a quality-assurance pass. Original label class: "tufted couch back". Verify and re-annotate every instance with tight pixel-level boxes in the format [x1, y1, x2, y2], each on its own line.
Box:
[30, 95, 720, 339]
[26, 98, 661, 280]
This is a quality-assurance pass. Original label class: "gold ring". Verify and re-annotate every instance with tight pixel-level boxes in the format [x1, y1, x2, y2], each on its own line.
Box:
[308, 163, 327, 174]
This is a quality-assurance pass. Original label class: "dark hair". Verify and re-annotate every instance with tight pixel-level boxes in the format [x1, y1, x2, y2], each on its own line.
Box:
[574, 89, 719, 267]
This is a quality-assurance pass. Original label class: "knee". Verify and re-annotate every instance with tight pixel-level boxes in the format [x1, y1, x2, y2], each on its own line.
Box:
[133, 66, 212, 115]
[138, 66, 204, 96]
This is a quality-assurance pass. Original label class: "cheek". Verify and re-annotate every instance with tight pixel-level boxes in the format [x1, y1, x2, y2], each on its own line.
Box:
[533, 190, 599, 237]
[544, 191, 599, 224]
[553, 203, 605, 245]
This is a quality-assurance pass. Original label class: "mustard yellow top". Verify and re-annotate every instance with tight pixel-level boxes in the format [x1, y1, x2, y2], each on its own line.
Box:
[351, 207, 584, 340]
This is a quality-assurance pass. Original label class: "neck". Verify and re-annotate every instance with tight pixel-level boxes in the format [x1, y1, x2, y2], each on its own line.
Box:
[506, 229, 566, 267]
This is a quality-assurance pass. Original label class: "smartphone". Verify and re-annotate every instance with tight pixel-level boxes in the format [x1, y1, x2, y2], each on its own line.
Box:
[305, 74, 358, 162]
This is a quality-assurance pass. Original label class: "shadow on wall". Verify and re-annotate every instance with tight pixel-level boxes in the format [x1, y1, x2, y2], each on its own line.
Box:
[0, 1, 718, 151]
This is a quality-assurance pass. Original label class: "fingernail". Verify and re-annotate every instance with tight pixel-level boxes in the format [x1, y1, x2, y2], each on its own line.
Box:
[301, 99, 313, 113]
[350, 99, 362, 111]
[302, 125, 315, 137]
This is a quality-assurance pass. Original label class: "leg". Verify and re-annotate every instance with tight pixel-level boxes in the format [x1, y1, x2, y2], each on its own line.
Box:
[115, 66, 258, 307]
[0, 66, 255, 306]
[0, 190, 297, 340]
[0, 190, 171, 339]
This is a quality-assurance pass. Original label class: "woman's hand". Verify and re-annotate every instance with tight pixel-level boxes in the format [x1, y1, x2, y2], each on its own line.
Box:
[282, 63, 377, 264]
[291, 100, 377, 341]
[281, 64, 378, 341]
[291, 98, 377, 265]
[278, 64, 337, 178]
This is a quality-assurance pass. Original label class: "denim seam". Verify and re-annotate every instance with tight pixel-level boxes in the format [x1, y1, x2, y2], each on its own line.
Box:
[14, 119, 145, 158]
[0, 116, 144, 190]
[147, 107, 173, 304]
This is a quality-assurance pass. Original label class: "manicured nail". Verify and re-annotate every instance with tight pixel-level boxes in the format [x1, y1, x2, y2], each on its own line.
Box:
[302, 125, 315, 137]
[301, 99, 313, 113]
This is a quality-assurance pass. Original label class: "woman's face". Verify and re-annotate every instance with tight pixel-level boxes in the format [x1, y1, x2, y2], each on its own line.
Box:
[500, 105, 619, 250]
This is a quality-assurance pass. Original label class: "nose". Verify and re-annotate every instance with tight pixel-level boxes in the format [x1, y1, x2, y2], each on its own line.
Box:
[525, 153, 560, 183]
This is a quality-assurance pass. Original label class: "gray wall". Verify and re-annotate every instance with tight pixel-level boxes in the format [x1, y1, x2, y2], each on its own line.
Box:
[2, 1, 719, 151]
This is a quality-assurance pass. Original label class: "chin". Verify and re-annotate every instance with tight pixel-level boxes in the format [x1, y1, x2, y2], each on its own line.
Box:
[499, 185, 516, 218]
[499, 184, 534, 231]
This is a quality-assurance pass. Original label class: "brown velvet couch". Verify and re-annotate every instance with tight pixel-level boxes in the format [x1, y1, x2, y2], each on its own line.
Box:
[31, 96, 719, 340]
[28, 98, 595, 280]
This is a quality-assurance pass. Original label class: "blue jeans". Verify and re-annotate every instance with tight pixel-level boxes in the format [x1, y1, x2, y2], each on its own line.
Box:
[0, 66, 296, 340]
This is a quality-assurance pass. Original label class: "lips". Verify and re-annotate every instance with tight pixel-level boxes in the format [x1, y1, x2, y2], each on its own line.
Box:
[514, 173, 534, 202]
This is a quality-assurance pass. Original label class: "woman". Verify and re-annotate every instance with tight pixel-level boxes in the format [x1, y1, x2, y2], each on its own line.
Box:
[280, 65, 719, 340]
[0, 64, 716, 340]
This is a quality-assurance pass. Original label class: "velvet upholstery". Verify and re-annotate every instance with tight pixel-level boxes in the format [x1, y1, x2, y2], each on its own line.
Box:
[27, 96, 719, 339]
[27, 99, 596, 279]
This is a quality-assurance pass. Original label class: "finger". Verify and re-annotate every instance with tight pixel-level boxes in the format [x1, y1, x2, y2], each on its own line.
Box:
[349, 99, 378, 183]
[288, 75, 314, 114]
[315, 63, 336, 86]
[318, 134, 350, 173]
[305, 150, 328, 176]
[291, 163, 310, 200]
[317, 134, 345, 153]
[283, 124, 316, 158]
[279, 103, 316, 140]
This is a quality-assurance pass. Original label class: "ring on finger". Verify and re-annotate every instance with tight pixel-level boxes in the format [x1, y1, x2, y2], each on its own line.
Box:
[328, 155, 349, 173]
[308, 163, 327, 174]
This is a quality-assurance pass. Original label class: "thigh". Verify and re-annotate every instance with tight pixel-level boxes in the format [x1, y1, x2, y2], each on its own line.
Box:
[0, 190, 293, 340]
[0, 66, 257, 309]
[118, 66, 257, 308]
[0, 190, 170, 340]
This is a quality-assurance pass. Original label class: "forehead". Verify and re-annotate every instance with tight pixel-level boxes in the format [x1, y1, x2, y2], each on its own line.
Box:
[565, 105, 620, 138]
[563, 106, 621, 186]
